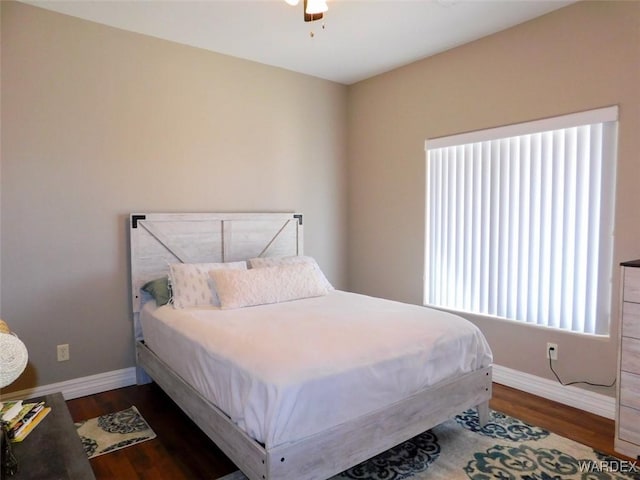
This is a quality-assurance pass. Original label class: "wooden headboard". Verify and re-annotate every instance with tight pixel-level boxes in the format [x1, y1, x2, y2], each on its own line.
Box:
[129, 212, 303, 340]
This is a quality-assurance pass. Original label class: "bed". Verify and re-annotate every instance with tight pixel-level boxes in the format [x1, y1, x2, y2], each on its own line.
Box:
[130, 212, 493, 480]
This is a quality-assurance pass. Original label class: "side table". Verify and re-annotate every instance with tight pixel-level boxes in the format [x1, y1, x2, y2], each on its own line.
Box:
[10, 392, 95, 480]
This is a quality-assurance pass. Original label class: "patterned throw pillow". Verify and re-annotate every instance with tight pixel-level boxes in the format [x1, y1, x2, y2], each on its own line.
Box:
[169, 261, 247, 308]
[247, 255, 333, 291]
[210, 263, 329, 309]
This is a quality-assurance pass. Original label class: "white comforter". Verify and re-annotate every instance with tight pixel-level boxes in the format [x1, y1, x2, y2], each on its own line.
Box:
[140, 290, 493, 448]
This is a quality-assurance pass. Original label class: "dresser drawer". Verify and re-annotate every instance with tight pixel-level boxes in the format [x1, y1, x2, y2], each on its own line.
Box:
[619, 406, 640, 446]
[620, 371, 640, 411]
[622, 337, 640, 374]
[623, 301, 640, 339]
[624, 267, 640, 303]
[620, 337, 640, 375]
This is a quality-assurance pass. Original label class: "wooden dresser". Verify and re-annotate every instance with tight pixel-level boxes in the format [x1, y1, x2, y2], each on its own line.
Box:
[616, 260, 640, 459]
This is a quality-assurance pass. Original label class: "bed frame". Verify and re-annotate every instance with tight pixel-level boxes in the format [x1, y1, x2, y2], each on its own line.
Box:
[130, 212, 492, 480]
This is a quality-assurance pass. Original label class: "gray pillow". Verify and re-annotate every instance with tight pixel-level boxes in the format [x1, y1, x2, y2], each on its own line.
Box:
[142, 276, 171, 306]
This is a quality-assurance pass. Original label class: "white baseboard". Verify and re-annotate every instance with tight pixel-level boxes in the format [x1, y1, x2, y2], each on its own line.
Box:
[0, 367, 137, 401]
[493, 364, 616, 420]
[1, 365, 616, 421]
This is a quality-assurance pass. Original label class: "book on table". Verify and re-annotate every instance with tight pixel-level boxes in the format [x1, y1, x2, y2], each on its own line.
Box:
[1, 401, 52, 442]
[0, 400, 23, 422]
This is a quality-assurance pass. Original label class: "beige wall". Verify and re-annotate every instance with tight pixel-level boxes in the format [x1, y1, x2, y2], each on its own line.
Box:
[3, 0, 639, 398]
[1, 1, 348, 391]
[347, 1, 640, 396]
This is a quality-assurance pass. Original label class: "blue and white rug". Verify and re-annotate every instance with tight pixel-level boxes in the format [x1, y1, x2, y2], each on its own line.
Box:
[220, 409, 640, 480]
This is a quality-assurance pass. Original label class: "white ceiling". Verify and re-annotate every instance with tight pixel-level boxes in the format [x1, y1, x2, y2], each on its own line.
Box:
[24, 0, 576, 85]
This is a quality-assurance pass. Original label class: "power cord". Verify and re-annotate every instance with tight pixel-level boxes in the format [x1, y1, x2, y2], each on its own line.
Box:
[547, 345, 616, 388]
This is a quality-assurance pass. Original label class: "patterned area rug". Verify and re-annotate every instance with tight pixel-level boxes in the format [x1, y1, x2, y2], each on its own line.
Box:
[218, 409, 640, 480]
[75, 406, 156, 459]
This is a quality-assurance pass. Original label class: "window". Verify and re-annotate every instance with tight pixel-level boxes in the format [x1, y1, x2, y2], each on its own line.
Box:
[424, 106, 618, 335]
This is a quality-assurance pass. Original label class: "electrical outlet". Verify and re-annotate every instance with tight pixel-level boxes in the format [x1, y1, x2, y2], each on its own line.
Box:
[546, 342, 558, 360]
[57, 344, 70, 362]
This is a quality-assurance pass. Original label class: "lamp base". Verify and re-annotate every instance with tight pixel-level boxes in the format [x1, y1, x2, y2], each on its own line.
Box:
[0, 421, 18, 478]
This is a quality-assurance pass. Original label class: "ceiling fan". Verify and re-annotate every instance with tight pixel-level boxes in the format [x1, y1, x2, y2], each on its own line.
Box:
[285, 0, 329, 22]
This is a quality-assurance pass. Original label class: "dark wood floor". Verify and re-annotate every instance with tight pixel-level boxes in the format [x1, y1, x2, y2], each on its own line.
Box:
[66, 382, 622, 480]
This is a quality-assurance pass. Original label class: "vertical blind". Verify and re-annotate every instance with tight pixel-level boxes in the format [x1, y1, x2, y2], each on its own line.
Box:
[425, 106, 618, 335]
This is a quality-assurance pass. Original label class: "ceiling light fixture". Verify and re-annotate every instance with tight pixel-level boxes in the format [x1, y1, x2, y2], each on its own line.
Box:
[304, 0, 328, 20]
[285, 0, 327, 37]
[285, 0, 328, 24]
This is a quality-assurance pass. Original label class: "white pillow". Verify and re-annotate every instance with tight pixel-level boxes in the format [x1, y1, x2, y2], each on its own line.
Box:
[247, 255, 333, 290]
[169, 261, 247, 308]
[209, 263, 329, 309]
